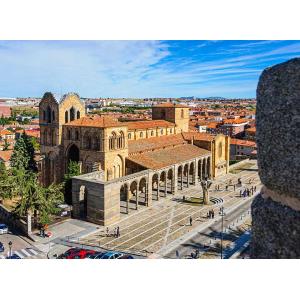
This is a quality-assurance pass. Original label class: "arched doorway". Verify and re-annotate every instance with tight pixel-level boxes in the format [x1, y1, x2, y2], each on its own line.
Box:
[67, 144, 80, 163]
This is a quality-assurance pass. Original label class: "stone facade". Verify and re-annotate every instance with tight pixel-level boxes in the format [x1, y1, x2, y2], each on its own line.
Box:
[39, 92, 230, 225]
[251, 58, 300, 258]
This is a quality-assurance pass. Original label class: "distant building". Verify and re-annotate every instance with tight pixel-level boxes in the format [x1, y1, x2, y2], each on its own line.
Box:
[230, 138, 256, 160]
[0, 106, 11, 118]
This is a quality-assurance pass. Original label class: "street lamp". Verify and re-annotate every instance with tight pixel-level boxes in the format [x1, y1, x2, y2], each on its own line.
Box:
[8, 241, 12, 258]
[219, 206, 225, 259]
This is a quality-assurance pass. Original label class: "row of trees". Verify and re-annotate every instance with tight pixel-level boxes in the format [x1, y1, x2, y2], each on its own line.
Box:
[0, 133, 65, 227]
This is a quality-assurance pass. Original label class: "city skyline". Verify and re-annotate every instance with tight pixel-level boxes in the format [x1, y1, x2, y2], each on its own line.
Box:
[0, 40, 300, 98]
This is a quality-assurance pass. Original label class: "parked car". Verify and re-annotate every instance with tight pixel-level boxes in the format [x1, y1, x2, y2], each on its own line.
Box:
[0, 242, 4, 252]
[57, 248, 81, 259]
[100, 251, 123, 259]
[66, 249, 96, 259]
[0, 224, 8, 234]
[85, 252, 104, 259]
[6, 254, 21, 259]
[118, 254, 134, 259]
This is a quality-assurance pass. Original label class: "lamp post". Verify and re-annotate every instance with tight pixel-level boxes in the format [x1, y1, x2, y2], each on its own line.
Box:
[8, 241, 12, 258]
[219, 206, 225, 259]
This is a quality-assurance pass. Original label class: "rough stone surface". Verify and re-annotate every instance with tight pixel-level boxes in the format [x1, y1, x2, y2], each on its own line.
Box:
[251, 193, 300, 258]
[256, 58, 300, 199]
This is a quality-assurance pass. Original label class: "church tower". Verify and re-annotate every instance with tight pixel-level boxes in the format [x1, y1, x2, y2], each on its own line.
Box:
[39, 92, 85, 185]
[152, 103, 190, 133]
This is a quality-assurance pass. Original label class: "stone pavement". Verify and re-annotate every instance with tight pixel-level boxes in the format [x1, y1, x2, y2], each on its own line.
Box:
[72, 160, 260, 257]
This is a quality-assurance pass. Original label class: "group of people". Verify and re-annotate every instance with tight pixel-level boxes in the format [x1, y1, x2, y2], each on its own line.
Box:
[106, 226, 120, 238]
[240, 186, 256, 198]
[207, 209, 215, 219]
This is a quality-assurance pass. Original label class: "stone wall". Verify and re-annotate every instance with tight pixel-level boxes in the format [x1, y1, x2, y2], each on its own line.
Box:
[251, 58, 300, 258]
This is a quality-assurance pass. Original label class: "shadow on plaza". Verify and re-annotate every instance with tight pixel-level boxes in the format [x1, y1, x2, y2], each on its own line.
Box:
[176, 227, 246, 258]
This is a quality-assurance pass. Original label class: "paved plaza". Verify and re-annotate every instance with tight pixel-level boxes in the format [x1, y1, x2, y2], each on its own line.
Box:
[69, 160, 261, 257]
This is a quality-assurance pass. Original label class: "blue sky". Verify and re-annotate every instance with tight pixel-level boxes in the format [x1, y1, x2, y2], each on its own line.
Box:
[0, 40, 300, 98]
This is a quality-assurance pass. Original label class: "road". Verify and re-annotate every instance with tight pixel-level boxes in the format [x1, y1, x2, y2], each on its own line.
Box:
[163, 197, 252, 259]
[0, 228, 44, 259]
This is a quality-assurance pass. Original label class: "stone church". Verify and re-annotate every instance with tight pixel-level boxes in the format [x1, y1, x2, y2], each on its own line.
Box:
[39, 92, 230, 225]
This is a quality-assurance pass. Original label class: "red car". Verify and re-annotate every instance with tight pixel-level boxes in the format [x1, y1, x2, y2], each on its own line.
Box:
[65, 248, 96, 259]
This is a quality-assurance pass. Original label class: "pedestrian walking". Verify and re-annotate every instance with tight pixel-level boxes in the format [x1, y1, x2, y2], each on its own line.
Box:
[254, 186, 256, 192]
[113, 227, 117, 238]
[226, 185, 228, 191]
[106, 227, 109, 237]
[116, 226, 120, 238]
[176, 250, 179, 258]
[234, 184, 236, 191]
[240, 190, 242, 197]
[189, 216, 193, 226]
[212, 210, 215, 219]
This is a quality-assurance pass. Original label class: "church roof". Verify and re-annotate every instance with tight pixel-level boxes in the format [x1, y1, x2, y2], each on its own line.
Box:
[128, 133, 185, 154]
[65, 115, 124, 128]
[182, 132, 216, 142]
[125, 120, 175, 130]
[42, 92, 84, 105]
[127, 144, 210, 170]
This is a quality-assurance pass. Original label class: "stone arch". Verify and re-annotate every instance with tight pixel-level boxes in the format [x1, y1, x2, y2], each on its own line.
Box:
[160, 171, 167, 197]
[152, 173, 160, 201]
[129, 180, 139, 210]
[118, 131, 125, 149]
[189, 162, 195, 185]
[184, 164, 189, 187]
[167, 168, 174, 194]
[178, 165, 184, 190]
[140, 131, 144, 138]
[66, 143, 80, 163]
[70, 107, 75, 122]
[109, 131, 117, 150]
[65, 110, 69, 123]
[112, 155, 123, 178]
[139, 177, 148, 206]
[46, 106, 51, 123]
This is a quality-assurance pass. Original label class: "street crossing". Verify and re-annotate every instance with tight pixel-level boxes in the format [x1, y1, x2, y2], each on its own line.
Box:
[0, 247, 41, 259]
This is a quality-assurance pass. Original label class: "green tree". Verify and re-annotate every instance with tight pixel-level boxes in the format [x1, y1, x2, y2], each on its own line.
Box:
[13, 170, 64, 226]
[10, 133, 37, 172]
[63, 161, 81, 205]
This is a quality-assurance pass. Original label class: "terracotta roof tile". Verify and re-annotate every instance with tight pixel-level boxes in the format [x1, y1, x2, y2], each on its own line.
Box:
[125, 120, 175, 130]
[182, 132, 215, 142]
[127, 144, 210, 170]
[230, 139, 256, 147]
[128, 134, 185, 154]
[65, 115, 123, 128]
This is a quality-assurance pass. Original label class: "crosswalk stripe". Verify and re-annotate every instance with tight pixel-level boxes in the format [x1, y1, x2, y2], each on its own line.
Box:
[27, 248, 38, 256]
[20, 249, 31, 257]
[14, 250, 24, 258]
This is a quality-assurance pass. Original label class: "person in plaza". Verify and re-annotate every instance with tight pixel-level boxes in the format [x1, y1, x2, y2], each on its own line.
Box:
[254, 186, 256, 192]
[226, 185, 228, 191]
[176, 250, 180, 258]
[116, 226, 120, 237]
[233, 184, 236, 191]
[212, 210, 215, 219]
[240, 190, 242, 197]
[189, 216, 193, 226]
[106, 227, 109, 237]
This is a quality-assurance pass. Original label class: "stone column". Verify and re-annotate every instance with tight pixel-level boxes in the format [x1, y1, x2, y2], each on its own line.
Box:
[157, 181, 160, 201]
[200, 160, 203, 181]
[195, 160, 199, 184]
[181, 168, 183, 190]
[135, 184, 139, 210]
[173, 166, 178, 194]
[126, 189, 130, 214]
[147, 181, 152, 207]
[164, 177, 167, 197]
[251, 58, 300, 258]
[187, 165, 190, 188]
